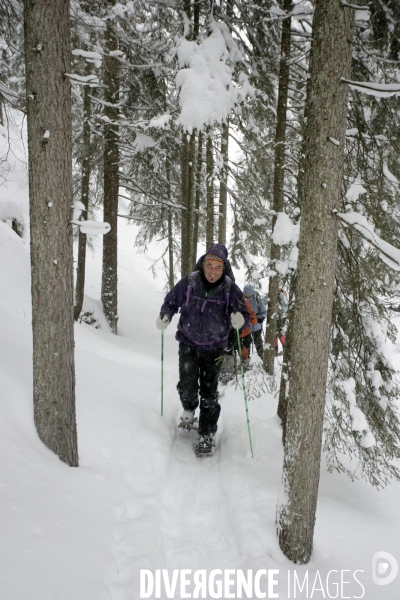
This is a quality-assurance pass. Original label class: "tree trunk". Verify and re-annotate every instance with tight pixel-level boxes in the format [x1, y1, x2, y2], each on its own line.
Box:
[186, 130, 196, 269]
[263, 0, 292, 375]
[180, 132, 189, 277]
[192, 131, 203, 263]
[101, 14, 119, 334]
[277, 0, 355, 564]
[74, 78, 91, 321]
[206, 129, 214, 249]
[24, 0, 78, 466]
[166, 160, 174, 289]
[277, 273, 296, 443]
[218, 122, 228, 246]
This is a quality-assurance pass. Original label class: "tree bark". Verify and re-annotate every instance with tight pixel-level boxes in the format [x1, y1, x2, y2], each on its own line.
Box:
[218, 122, 228, 246]
[277, 273, 296, 443]
[277, 0, 355, 564]
[206, 129, 214, 249]
[101, 13, 119, 334]
[192, 131, 203, 264]
[24, 0, 78, 466]
[74, 78, 91, 321]
[180, 132, 189, 277]
[186, 130, 196, 270]
[263, 0, 292, 375]
[166, 160, 174, 289]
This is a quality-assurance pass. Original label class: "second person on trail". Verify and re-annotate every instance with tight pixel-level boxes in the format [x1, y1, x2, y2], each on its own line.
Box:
[156, 244, 249, 457]
[243, 284, 267, 359]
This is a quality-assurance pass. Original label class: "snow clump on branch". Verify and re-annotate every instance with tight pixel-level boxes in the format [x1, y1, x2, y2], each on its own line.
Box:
[174, 16, 253, 132]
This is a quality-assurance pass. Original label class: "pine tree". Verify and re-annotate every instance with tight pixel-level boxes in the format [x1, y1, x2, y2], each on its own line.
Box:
[101, 1, 120, 334]
[23, 0, 78, 466]
[263, 0, 293, 375]
[277, 0, 355, 564]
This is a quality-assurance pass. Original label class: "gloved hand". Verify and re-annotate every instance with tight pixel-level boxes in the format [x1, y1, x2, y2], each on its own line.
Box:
[156, 315, 170, 331]
[257, 317, 265, 324]
[231, 312, 245, 329]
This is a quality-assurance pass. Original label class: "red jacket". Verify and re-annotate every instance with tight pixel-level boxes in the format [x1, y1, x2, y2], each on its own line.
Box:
[240, 299, 258, 338]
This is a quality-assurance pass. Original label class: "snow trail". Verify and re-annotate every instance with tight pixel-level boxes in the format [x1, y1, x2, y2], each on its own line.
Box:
[158, 421, 245, 574]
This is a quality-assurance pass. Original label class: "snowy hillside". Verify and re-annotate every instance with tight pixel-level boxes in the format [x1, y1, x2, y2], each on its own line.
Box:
[1, 214, 400, 600]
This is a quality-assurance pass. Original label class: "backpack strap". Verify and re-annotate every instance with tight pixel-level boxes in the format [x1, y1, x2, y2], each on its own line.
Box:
[185, 271, 199, 307]
[185, 271, 232, 316]
[224, 275, 232, 316]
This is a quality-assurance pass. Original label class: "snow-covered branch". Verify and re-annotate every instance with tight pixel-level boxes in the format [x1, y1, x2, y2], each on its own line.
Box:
[341, 78, 400, 98]
[334, 210, 400, 270]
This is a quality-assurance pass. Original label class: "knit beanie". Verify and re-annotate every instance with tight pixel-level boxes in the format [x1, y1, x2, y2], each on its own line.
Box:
[204, 244, 228, 263]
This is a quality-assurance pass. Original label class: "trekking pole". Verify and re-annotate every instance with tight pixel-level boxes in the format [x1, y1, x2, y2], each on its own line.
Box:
[235, 327, 254, 458]
[161, 330, 164, 416]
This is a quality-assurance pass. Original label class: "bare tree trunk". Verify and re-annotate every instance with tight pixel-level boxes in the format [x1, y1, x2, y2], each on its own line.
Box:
[277, 273, 296, 443]
[101, 14, 119, 334]
[74, 78, 91, 321]
[180, 132, 189, 277]
[192, 131, 203, 263]
[24, 0, 78, 466]
[263, 0, 292, 375]
[186, 130, 196, 269]
[168, 210, 174, 289]
[206, 129, 214, 249]
[166, 160, 174, 289]
[277, 0, 355, 564]
[218, 122, 228, 246]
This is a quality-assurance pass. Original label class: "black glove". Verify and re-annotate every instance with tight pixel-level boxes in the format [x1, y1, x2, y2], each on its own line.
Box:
[257, 317, 265, 324]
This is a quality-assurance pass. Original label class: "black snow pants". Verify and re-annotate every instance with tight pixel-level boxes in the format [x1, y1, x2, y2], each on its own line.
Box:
[252, 329, 263, 359]
[177, 342, 224, 436]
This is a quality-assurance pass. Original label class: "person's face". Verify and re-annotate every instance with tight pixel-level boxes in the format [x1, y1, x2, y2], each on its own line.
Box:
[203, 259, 224, 283]
[244, 293, 253, 299]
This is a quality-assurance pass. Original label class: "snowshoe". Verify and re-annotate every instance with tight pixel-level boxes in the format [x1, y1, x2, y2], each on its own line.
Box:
[178, 409, 199, 431]
[194, 434, 215, 458]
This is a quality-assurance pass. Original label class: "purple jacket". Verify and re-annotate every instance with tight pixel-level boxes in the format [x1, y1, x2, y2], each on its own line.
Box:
[160, 272, 249, 351]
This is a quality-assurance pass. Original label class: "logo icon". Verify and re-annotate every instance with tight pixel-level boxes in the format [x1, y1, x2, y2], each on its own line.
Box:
[372, 552, 398, 586]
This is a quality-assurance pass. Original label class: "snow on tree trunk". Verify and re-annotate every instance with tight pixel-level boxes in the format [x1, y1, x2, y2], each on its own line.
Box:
[263, 0, 292, 376]
[277, 0, 355, 564]
[101, 17, 119, 334]
[23, 0, 78, 466]
[74, 78, 91, 321]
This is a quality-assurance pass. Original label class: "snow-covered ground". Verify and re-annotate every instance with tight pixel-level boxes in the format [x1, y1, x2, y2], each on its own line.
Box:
[1, 125, 400, 600]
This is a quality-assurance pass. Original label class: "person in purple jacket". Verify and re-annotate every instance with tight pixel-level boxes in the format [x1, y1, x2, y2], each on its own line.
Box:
[156, 244, 249, 457]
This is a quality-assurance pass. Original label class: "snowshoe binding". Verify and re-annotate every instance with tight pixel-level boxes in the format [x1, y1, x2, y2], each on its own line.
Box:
[194, 434, 216, 458]
[178, 409, 199, 431]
